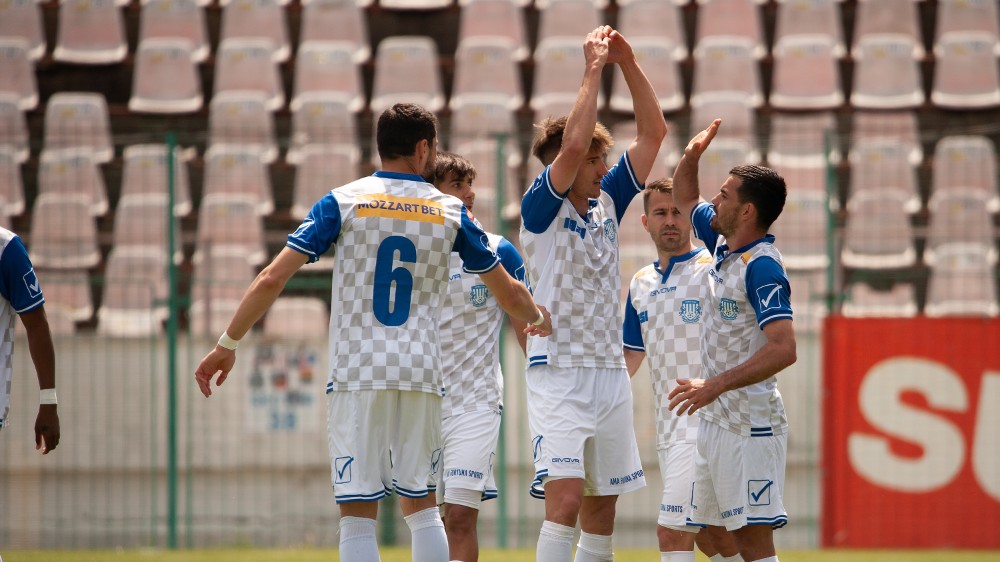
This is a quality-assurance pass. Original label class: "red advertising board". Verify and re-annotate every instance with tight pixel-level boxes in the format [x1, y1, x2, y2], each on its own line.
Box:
[823, 317, 1000, 548]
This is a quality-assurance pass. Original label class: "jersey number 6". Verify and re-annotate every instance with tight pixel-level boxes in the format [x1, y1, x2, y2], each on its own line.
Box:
[373, 235, 416, 326]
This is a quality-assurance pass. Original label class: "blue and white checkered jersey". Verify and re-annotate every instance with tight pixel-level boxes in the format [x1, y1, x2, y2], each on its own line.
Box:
[287, 171, 500, 396]
[690, 201, 792, 437]
[623, 248, 712, 448]
[0, 229, 45, 430]
[439, 233, 526, 417]
[519, 152, 643, 369]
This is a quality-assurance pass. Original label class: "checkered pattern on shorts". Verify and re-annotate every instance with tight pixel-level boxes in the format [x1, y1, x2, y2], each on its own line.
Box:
[438, 233, 507, 416]
[321, 177, 467, 395]
[627, 249, 712, 447]
[700, 240, 789, 436]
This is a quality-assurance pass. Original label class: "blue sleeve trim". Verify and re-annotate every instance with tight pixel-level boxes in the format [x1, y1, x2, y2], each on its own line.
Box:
[690, 202, 719, 256]
[621, 289, 645, 349]
[456, 207, 501, 274]
[521, 167, 567, 234]
[15, 298, 45, 315]
[623, 342, 646, 352]
[496, 237, 526, 283]
[285, 241, 316, 257]
[287, 192, 342, 263]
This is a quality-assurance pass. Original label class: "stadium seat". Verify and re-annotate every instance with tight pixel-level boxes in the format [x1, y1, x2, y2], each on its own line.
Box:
[28, 194, 100, 270]
[608, 119, 678, 183]
[531, 38, 588, 113]
[129, 39, 203, 114]
[769, 191, 829, 271]
[187, 299, 241, 336]
[851, 110, 922, 165]
[0, 96, 29, 164]
[450, 39, 524, 111]
[458, 0, 528, 61]
[698, 139, 761, 201]
[769, 36, 843, 110]
[264, 297, 330, 339]
[609, 38, 684, 113]
[535, 0, 600, 51]
[852, 0, 923, 58]
[0, 0, 45, 61]
[690, 95, 758, 158]
[451, 138, 523, 232]
[773, 0, 844, 58]
[112, 194, 184, 263]
[194, 194, 267, 266]
[841, 281, 918, 318]
[930, 135, 999, 213]
[695, 0, 766, 58]
[0, 40, 37, 111]
[52, 0, 127, 64]
[848, 139, 920, 214]
[691, 39, 763, 107]
[841, 190, 917, 269]
[379, 0, 452, 8]
[0, 148, 25, 217]
[300, 0, 371, 63]
[188, 248, 256, 335]
[935, 0, 1000, 54]
[219, 0, 290, 62]
[616, 0, 686, 59]
[925, 191, 997, 266]
[931, 32, 1000, 109]
[208, 92, 279, 164]
[850, 35, 925, 109]
[138, 0, 209, 62]
[214, 39, 285, 112]
[773, 164, 828, 196]
[768, 111, 839, 168]
[448, 98, 521, 166]
[97, 248, 169, 337]
[925, 247, 1000, 317]
[37, 150, 109, 216]
[42, 93, 114, 163]
[292, 41, 365, 113]
[291, 145, 359, 219]
[121, 144, 193, 216]
[286, 95, 359, 165]
[202, 146, 274, 215]
[36, 269, 94, 322]
[531, 96, 577, 126]
[370, 36, 444, 114]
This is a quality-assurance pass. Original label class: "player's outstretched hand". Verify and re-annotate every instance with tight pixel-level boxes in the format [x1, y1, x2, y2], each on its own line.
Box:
[195, 346, 237, 398]
[606, 28, 634, 65]
[34, 404, 59, 454]
[523, 305, 553, 338]
[667, 377, 723, 416]
[583, 26, 611, 68]
[683, 119, 721, 160]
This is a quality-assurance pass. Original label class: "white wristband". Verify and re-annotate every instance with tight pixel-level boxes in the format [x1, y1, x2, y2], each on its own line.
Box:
[217, 331, 240, 350]
[531, 308, 545, 326]
[40, 388, 57, 405]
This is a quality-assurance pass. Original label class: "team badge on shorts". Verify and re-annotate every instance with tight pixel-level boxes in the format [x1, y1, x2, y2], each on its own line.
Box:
[470, 284, 489, 307]
[602, 218, 617, 243]
[679, 299, 702, 323]
[719, 298, 739, 320]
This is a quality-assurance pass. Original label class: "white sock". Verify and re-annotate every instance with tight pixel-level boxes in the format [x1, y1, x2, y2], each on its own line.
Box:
[662, 551, 695, 562]
[537, 520, 575, 562]
[712, 555, 745, 562]
[574, 531, 613, 562]
[750, 557, 778, 562]
[404, 507, 449, 562]
[339, 516, 380, 562]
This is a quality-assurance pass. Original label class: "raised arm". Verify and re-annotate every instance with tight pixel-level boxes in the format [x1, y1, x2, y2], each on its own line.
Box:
[547, 26, 610, 193]
[672, 119, 721, 220]
[608, 30, 668, 185]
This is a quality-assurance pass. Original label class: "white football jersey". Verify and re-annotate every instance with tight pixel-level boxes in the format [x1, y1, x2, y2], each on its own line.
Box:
[287, 171, 500, 396]
[0, 228, 45, 429]
[519, 152, 643, 369]
[439, 233, 526, 417]
[691, 202, 793, 437]
[623, 248, 712, 447]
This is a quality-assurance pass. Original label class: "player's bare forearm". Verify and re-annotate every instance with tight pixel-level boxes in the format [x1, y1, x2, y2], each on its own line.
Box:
[672, 120, 721, 217]
[613, 32, 667, 184]
[714, 319, 797, 393]
[21, 307, 59, 453]
[480, 267, 552, 336]
[624, 348, 645, 378]
[225, 248, 309, 339]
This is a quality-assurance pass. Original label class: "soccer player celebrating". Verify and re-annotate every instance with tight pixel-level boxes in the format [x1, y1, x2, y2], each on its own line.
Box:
[622, 178, 743, 562]
[429, 151, 529, 562]
[668, 120, 797, 562]
[194, 104, 552, 562]
[519, 26, 667, 562]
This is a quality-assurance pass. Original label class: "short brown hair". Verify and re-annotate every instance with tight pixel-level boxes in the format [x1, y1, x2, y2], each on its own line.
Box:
[429, 152, 477, 186]
[530, 116, 614, 166]
[642, 177, 673, 214]
[729, 164, 787, 230]
[376, 103, 438, 161]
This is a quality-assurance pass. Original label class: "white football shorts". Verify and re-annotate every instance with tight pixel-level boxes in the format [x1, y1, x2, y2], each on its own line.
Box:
[438, 409, 501, 505]
[526, 365, 645, 498]
[326, 389, 442, 504]
[690, 420, 788, 531]
[657, 442, 700, 531]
